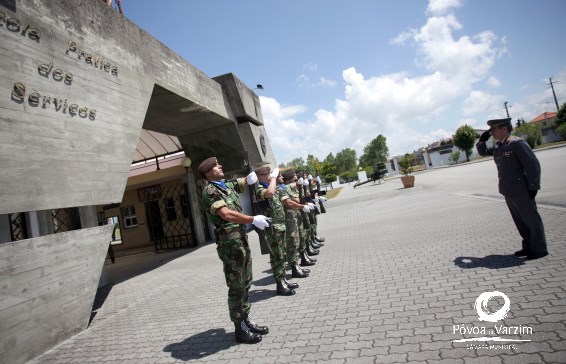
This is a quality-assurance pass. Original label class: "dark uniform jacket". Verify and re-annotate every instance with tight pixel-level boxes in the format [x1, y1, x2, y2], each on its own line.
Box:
[476, 135, 541, 196]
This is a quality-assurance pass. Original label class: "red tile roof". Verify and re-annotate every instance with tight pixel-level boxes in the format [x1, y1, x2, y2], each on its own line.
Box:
[529, 112, 557, 124]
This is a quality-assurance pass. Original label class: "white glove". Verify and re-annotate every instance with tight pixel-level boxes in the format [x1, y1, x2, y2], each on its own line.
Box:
[252, 215, 271, 230]
[246, 172, 258, 185]
[307, 174, 313, 180]
[303, 179, 309, 186]
[269, 167, 280, 179]
[314, 197, 320, 202]
[319, 196, 327, 202]
[316, 176, 322, 183]
[297, 177, 304, 185]
[308, 202, 315, 208]
[302, 205, 311, 212]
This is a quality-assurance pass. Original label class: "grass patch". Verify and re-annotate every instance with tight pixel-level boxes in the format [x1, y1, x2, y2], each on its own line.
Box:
[324, 187, 343, 199]
[535, 140, 566, 149]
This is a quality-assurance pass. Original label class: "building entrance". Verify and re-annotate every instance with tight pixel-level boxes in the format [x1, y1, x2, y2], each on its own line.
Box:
[144, 182, 195, 252]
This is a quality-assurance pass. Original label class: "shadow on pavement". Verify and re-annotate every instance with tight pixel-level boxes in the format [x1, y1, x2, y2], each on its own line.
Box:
[163, 328, 236, 361]
[453, 255, 525, 269]
[253, 275, 274, 287]
[248, 288, 275, 303]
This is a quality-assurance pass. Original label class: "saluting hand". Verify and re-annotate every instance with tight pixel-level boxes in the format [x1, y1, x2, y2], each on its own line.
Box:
[479, 130, 491, 143]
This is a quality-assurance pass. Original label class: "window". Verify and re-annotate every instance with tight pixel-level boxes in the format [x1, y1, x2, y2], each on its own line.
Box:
[166, 198, 177, 221]
[122, 206, 138, 228]
[96, 211, 106, 226]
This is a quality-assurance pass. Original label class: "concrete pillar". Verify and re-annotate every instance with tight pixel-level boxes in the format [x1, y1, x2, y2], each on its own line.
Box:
[37, 210, 55, 236]
[79, 206, 99, 229]
[423, 152, 431, 170]
[393, 158, 400, 176]
[386, 161, 394, 176]
[184, 169, 206, 245]
[0, 215, 10, 244]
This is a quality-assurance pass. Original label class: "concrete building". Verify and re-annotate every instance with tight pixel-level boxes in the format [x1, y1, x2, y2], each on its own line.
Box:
[0, 1, 275, 363]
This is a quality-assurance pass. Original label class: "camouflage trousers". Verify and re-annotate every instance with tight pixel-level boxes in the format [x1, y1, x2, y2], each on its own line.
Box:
[297, 215, 307, 253]
[285, 215, 299, 264]
[266, 227, 286, 281]
[216, 236, 252, 323]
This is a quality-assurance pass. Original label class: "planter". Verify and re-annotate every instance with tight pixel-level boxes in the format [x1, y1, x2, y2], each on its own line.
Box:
[401, 175, 415, 188]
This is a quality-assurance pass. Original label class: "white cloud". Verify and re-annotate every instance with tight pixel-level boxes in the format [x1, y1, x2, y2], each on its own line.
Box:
[264, 0, 507, 163]
[426, 0, 462, 15]
[487, 76, 501, 87]
[462, 91, 504, 116]
[303, 63, 318, 72]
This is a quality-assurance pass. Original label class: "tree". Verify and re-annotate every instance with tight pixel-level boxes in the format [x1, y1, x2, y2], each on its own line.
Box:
[556, 102, 566, 126]
[335, 148, 357, 173]
[360, 135, 389, 168]
[556, 123, 566, 139]
[453, 124, 477, 162]
[324, 174, 337, 188]
[515, 117, 526, 128]
[513, 123, 542, 148]
[284, 157, 306, 170]
[306, 154, 322, 175]
[448, 151, 461, 165]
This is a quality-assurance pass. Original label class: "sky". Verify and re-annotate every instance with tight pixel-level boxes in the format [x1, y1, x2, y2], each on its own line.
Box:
[122, 0, 566, 164]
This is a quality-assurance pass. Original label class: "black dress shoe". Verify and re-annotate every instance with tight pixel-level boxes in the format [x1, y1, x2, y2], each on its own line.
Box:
[311, 241, 321, 249]
[284, 278, 299, 289]
[276, 280, 296, 296]
[292, 265, 309, 278]
[235, 321, 262, 344]
[526, 252, 548, 260]
[514, 249, 530, 257]
[315, 236, 325, 243]
[244, 316, 269, 335]
[299, 266, 310, 274]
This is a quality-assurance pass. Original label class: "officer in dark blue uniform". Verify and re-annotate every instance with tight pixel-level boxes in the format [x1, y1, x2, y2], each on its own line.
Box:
[476, 118, 548, 260]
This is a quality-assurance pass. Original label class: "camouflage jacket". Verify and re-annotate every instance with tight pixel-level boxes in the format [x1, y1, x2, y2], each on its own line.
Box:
[278, 183, 300, 221]
[202, 178, 246, 235]
[257, 183, 286, 232]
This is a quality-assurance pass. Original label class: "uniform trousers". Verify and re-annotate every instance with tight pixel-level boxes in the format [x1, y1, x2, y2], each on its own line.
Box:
[504, 194, 548, 254]
[216, 236, 252, 323]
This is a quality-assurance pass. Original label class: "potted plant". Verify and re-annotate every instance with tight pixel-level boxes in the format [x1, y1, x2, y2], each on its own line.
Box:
[398, 154, 415, 188]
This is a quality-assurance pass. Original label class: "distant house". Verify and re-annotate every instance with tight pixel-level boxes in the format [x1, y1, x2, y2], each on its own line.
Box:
[528, 112, 563, 144]
[424, 129, 492, 168]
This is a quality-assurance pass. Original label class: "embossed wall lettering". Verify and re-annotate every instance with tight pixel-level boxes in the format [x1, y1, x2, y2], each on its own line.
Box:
[0, 11, 40, 41]
[67, 41, 118, 76]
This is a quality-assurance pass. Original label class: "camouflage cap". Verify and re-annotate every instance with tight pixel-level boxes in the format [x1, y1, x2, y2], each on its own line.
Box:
[198, 157, 217, 177]
[487, 118, 512, 128]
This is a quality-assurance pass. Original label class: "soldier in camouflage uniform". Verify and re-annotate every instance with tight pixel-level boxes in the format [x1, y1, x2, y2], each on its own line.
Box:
[255, 166, 298, 295]
[280, 171, 315, 278]
[476, 118, 548, 260]
[198, 157, 271, 344]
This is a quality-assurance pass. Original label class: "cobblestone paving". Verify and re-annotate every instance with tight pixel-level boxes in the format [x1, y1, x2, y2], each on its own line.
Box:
[29, 177, 566, 363]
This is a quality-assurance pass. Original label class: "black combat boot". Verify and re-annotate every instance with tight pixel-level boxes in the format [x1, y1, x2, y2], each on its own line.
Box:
[306, 245, 319, 256]
[244, 315, 269, 335]
[310, 240, 321, 249]
[284, 277, 299, 289]
[276, 280, 296, 296]
[315, 236, 325, 243]
[234, 320, 262, 344]
[301, 252, 316, 266]
[292, 264, 309, 278]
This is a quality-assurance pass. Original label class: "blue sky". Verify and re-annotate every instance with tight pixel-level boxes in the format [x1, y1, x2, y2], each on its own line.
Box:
[122, 0, 566, 164]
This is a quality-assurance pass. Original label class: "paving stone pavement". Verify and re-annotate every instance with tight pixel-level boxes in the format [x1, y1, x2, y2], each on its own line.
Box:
[29, 174, 566, 364]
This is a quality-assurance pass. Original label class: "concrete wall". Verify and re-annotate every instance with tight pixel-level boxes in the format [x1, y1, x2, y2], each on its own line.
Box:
[0, 224, 113, 364]
[0, 0, 277, 363]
